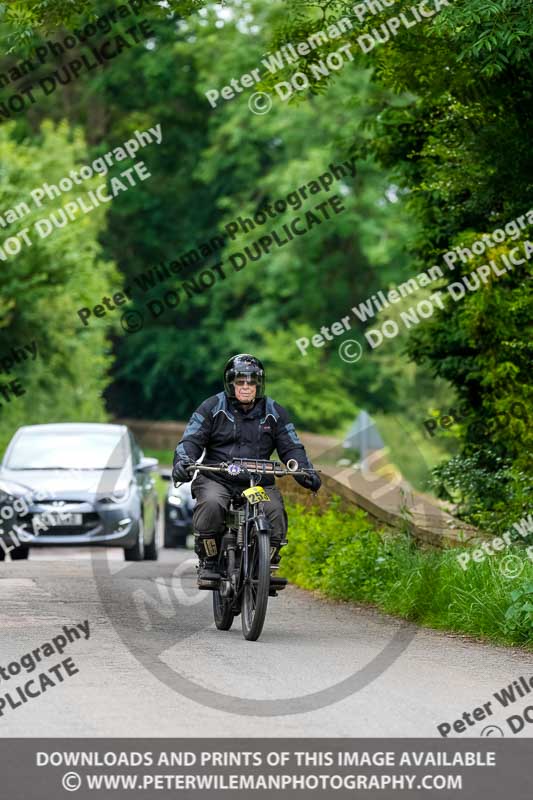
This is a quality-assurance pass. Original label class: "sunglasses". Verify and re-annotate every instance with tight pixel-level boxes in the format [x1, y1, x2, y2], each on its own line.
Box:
[234, 377, 258, 386]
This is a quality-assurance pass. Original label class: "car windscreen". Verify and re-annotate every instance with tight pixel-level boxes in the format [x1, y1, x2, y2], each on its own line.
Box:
[4, 430, 129, 470]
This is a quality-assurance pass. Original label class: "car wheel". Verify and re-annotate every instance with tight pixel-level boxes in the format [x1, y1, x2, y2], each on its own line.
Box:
[11, 545, 29, 560]
[124, 518, 145, 561]
[163, 518, 177, 548]
[144, 508, 159, 561]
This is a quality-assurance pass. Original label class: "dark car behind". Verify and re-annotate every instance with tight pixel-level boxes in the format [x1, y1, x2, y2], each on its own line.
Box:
[161, 471, 195, 548]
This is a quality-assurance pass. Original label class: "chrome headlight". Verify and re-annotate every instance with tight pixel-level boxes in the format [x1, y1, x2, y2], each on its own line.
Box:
[0, 481, 34, 520]
[97, 485, 132, 505]
[0, 488, 12, 505]
[167, 495, 183, 507]
[0, 479, 28, 497]
[0, 479, 31, 507]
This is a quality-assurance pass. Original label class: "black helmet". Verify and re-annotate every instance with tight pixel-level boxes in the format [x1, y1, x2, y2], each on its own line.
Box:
[224, 353, 265, 399]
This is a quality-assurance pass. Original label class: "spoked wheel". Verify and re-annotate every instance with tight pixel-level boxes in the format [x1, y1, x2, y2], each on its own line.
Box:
[241, 531, 270, 641]
[213, 590, 234, 630]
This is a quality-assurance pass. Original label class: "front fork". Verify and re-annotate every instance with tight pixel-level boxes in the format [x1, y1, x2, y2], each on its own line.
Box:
[243, 504, 272, 585]
[242, 476, 271, 574]
[223, 481, 273, 596]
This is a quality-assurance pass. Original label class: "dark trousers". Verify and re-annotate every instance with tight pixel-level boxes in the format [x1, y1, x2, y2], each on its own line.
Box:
[192, 474, 287, 543]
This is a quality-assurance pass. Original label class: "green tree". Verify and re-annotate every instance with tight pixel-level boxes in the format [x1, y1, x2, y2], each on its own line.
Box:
[264, 0, 533, 512]
[0, 121, 117, 451]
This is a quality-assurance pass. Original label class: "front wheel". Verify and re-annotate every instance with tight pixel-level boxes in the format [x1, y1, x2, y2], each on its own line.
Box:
[124, 518, 145, 561]
[241, 530, 270, 641]
[11, 545, 29, 560]
[144, 508, 159, 561]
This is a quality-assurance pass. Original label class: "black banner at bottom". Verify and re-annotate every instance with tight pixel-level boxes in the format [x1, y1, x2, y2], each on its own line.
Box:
[1, 738, 531, 799]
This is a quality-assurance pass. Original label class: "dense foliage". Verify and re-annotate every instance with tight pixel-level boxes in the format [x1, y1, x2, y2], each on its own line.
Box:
[283, 500, 533, 646]
[265, 0, 533, 519]
[0, 121, 116, 451]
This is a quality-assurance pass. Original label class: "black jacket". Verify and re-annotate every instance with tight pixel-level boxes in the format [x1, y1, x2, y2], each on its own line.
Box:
[174, 392, 315, 488]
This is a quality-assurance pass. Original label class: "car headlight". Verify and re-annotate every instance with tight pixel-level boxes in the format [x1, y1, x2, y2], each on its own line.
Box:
[0, 480, 32, 511]
[0, 479, 28, 499]
[98, 485, 132, 505]
[168, 495, 183, 507]
[0, 489, 12, 505]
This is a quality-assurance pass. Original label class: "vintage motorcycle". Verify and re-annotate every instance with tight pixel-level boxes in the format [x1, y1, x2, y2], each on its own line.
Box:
[182, 458, 318, 641]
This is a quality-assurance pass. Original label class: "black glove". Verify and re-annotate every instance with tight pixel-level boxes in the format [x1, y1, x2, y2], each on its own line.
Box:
[300, 471, 321, 493]
[172, 459, 193, 483]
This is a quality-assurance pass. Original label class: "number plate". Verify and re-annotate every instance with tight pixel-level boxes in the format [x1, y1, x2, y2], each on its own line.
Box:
[242, 486, 270, 504]
[32, 513, 82, 532]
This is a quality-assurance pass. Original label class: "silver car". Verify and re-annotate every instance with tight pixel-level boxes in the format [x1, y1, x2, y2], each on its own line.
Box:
[0, 423, 159, 561]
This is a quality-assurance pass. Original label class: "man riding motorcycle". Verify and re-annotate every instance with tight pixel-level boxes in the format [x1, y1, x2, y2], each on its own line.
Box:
[172, 354, 321, 586]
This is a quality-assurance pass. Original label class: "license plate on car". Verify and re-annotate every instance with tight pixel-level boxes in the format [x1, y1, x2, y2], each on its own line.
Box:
[242, 486, 270, 504]
[32, 513, 82, 532]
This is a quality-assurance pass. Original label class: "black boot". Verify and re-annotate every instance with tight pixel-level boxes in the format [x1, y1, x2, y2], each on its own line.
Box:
[194, 533, 221, 588]
[197, 556, 220, 581]
[269, 537, 288, 596]
[270, 536, 287, 566]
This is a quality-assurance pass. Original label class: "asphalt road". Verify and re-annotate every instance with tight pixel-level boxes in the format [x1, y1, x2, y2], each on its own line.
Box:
[0, 545, 532, 738]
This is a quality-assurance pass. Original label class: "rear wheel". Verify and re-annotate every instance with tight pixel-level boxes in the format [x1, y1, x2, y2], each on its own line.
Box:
[241, 529, 270, 641]
[213, 590, 234, 630]
[213, 546, 234, 630]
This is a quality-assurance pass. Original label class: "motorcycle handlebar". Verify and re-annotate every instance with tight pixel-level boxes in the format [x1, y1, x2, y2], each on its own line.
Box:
[185, 460, 319, 478]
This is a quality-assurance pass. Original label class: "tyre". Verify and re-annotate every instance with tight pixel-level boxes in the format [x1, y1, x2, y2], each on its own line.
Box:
[213, 590, 234, 630]
[11, 545, 29, 560]
[163, 520, 177, 549]
[241, 529, 270, 641]
[0, 548, 5, 561]
[124, 518, 145, 561]
[144, 509, 159, 561]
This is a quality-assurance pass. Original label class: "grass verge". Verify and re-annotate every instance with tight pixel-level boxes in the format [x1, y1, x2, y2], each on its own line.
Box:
[281, 497, 533, 648]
